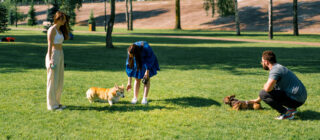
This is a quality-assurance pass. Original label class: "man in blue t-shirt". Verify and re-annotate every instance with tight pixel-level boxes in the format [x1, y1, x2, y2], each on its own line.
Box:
[252, 51, 307, 120]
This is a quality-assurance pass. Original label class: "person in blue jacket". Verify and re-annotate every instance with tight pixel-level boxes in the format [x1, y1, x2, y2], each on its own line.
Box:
[126, 41, 160, 105]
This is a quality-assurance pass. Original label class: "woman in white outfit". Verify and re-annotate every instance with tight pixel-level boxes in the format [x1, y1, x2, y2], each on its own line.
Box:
[46, 11, 69, 110]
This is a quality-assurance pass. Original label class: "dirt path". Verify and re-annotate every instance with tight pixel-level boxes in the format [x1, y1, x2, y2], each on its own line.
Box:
[11, 27, 320, 47]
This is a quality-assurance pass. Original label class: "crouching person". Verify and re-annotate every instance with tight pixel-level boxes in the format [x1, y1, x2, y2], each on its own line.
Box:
[252, 51, 307, 120]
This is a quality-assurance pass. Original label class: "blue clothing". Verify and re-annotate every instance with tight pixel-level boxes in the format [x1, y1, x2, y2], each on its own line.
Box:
[126, 41, 160, 79]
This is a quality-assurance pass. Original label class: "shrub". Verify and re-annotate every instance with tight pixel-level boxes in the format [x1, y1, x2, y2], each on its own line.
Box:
[0, 3, 8, 33]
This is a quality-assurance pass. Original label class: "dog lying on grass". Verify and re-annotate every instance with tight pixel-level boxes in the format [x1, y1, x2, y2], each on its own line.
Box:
[86, 84, 125, 106]
[223, 95, 262, 110]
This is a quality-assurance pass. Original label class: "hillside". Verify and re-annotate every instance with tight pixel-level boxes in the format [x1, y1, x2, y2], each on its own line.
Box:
[19, 0, 320, 33]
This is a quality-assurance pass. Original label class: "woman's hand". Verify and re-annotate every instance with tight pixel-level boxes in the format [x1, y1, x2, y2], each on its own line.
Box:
[127, 77, 132, 91]
[126, 84, 132, 92]
[49, 59, 54, 69]
[144, 70, 150, 79]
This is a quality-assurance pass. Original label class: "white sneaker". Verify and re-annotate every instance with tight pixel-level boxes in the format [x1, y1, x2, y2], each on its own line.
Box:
[48, 105, 63, 111]
[131, 98, 138, 104]
[141, 98, 148, 105]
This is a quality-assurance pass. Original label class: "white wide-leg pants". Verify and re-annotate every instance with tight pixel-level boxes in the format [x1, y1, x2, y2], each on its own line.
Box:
[46, 49, 64, 110]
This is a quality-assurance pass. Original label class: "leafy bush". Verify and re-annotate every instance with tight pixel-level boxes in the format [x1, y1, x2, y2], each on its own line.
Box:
[88, 10, 95, 25]
[0, 3, 8, 33]
[27, 2, 37, 26]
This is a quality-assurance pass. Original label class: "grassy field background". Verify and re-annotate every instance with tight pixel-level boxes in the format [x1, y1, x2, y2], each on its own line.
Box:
[1, 29, 320, 139]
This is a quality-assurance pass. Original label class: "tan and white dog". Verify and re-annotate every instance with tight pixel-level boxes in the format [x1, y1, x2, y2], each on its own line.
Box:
[86, 84, 125, 106]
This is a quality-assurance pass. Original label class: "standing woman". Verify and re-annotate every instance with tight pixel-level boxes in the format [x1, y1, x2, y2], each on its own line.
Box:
[46, 11, 69, 110]
[126, 41, 160, 105]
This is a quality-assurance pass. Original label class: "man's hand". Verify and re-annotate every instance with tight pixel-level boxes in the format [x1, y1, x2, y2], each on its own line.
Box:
[251, 97, 261, 103]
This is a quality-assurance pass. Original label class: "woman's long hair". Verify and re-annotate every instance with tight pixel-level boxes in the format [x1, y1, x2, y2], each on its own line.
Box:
[53, 11, 70, 40]
[127, 44, 142, 71]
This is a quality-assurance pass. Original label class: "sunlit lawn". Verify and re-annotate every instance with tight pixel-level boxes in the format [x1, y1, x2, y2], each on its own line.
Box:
[0, 29, 320, 139]
[9, 25, 320, 43]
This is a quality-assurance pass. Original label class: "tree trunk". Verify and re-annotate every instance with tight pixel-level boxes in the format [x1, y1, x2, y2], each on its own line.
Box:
[125, 0, 129, 30]
[106, 0, 115, 48]
[268, 0, 273, 39]
[129, 0, 133, 30]
[104, 0, 107, 32]
[175, 0, 181, 30]
[15, 1, 17, 27]
[234, 0, 240, 35]
[293, 0, 299, 36]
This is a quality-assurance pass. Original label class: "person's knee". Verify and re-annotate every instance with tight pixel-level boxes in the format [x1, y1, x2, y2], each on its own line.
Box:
[259, 90, 268, 100]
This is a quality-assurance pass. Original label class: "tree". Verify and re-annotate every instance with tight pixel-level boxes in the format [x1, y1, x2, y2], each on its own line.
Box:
[106, 0, 115, 48]
[203, 0, 214, 17]
[129, 0, 133, 30]
[175, 0, 181, 30]
[46, 0, 60, 24]
[234, 0, 240, 35]
[268, 0, 273, 39]
[125, 0, 133, 30]
[88, 9, 96, 31]
[8, 8, 15, 25]
[204, 0, 237, 34]
[0, 3, 8, 33]
[27, 1, 37, 26]
[217, 0, 235, 17]
[44, 0, 82, 26]
[3, 0, 26, 27]
[293, 0, 299, 36]
[104, 0, 107, 31]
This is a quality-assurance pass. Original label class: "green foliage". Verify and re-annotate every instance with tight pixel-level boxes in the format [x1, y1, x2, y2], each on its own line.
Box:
[88, 10, 95, 25]
[27, 2, 37, 26]
[59, 0, 82, 26]
[44, 0, 82, 29]
[3, 0, 26, 25]
[217, 0, 235, 17]
[46, 0, 60, 24]
[0, 3, 8, 33]
[203, 0, 215, 17]
[7, 9, 15, 25]
[203, 0, 235, 17]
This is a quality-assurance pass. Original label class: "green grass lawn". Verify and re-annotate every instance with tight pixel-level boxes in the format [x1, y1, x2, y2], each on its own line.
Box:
[1, 30, 320, 139]
[9, 25, 320, 43]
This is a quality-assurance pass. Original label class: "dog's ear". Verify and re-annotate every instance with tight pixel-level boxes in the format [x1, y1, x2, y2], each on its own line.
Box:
[223, 96, 230, 104]
[121, 84, 124, 88]
[230, 95, 236, 98]
[114, 83, 118, 89]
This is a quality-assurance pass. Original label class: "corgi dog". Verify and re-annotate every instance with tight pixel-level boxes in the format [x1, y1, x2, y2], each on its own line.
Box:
[86, 84, 125, 106]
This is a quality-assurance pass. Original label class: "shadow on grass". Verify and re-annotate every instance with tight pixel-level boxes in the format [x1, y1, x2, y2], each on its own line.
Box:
[1, 32, 320, 74]
[65, 102, 171, 112]
[296, 110, 320, 121]
[78, 9, 168, 26]
[202, 1, 320, 32]
[154, 97, 221, 107]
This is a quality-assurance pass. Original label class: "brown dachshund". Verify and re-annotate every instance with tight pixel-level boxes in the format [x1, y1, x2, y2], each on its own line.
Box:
[223, 95, 262, 110]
